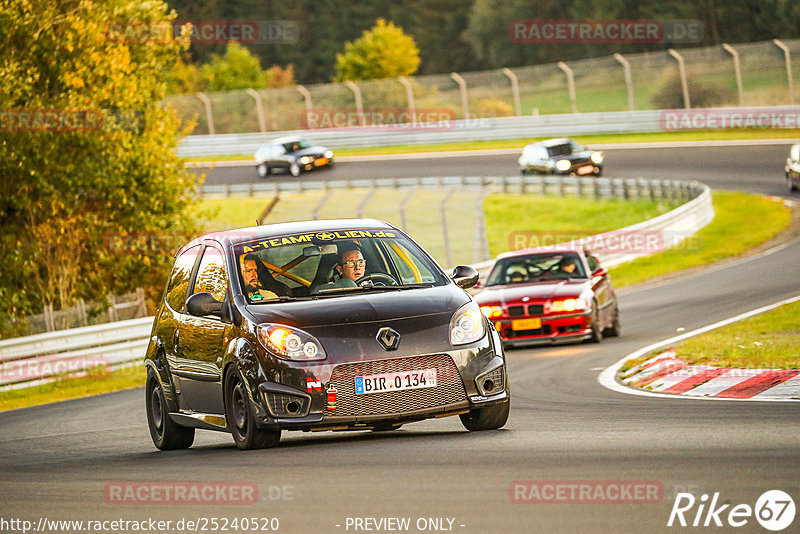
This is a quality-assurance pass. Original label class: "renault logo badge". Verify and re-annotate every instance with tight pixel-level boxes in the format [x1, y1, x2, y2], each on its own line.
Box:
[376, 327, 400, 351]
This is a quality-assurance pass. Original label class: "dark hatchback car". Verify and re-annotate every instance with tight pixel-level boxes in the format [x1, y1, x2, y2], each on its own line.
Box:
[518, 138, 603, 176]
[254, 136, 334, 178]
[474, 248, 619, 346]
[144, 219, 509, 450]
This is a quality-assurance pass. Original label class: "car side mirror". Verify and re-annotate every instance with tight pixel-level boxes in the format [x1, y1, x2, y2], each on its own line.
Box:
[186, 292, 225, 317]
[593, 267, 607, 277]
[451, 265, 479, 289]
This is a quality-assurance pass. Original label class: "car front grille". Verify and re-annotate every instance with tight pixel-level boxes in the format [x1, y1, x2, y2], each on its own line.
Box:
[323, 354, 466, 417]
[508, 306, 525, 317]
[507, 304, 543, 317]
[507, 325, 552, 338]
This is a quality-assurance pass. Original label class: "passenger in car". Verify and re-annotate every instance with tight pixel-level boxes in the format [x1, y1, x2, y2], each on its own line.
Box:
[241, 254, 278, 302]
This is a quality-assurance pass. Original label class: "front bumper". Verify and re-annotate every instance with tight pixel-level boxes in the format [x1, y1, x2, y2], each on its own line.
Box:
[251, 345, 508, 431]
[493, 310, 592, 346]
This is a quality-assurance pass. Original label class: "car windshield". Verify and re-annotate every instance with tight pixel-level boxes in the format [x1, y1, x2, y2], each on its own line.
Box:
[233, 228, 447, 302]
[486, 252, 587, 287]
[282, 139, 313, 153]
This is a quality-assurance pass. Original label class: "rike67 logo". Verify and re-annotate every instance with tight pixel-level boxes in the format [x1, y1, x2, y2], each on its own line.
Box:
[668, 490, 795, 531]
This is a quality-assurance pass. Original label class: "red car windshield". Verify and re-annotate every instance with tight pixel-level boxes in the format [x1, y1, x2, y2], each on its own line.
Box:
[486, 253, 586, 286]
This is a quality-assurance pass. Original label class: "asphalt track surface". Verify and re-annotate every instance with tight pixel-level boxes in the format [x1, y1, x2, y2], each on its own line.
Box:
[2, 143, 799, 533]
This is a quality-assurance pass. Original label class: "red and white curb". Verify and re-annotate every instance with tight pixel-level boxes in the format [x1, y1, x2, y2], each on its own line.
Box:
[599, 295, 800, 402]
[620, 349, 800, 400]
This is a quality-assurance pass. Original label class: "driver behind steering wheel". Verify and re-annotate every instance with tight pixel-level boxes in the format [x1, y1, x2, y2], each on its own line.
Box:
[312, 243, 365, 293]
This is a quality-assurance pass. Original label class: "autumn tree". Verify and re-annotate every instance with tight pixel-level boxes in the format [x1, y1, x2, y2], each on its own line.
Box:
[334, 18, 420, 82]
[0, 0, 201, 336]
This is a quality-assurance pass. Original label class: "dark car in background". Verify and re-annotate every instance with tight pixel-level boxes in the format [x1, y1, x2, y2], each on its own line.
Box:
[518, 138, 603, 176]
[785, 143, 799, 192]
[474, 248, 619, 346]
[144, 219, 509, 450]
[254, 136, 334, 177]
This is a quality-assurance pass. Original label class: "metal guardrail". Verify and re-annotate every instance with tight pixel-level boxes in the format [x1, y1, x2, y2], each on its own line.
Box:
[1, 176, 712, 389]
[0, 317, 154, 389]
[177, 106, 800, 158]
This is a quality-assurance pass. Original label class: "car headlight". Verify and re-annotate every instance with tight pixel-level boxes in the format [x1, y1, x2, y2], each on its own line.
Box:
[555, 159, 571, 171]
[547, 298, 588, 313]
[591, 152, 604, 164]
[324, 150, 333, 159]
[257, 324, 326, 361]
[300, 156, 312, 164]
[480, 305, 503, 319]
[450, 302, 486, 345]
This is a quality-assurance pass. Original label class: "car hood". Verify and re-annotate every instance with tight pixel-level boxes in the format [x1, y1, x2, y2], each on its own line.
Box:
[245, 285, 477, 364]
[475, 279, 589, 304]
[246, 284, 469, 328]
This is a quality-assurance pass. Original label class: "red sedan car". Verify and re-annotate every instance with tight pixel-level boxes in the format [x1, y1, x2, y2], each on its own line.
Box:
[474, 248, 620, 346]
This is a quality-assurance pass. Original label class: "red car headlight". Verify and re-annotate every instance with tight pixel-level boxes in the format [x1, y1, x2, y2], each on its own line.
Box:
[547, 298, 588, 313]
[480, 305, 503, 319]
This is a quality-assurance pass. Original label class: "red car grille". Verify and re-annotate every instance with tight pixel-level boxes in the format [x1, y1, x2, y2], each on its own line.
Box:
[323, 354, 466, 417]
[507, 304, 544, 317]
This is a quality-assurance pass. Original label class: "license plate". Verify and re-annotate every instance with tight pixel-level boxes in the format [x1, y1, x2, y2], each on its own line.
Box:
[512, 318, 542, 330]
[315, 157, 328, 166]
[355, 368, 437, 395]
[577, 165, 594, 175]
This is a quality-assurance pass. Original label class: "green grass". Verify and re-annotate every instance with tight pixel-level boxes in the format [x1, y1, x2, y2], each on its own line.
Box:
[0, 364, 146, 412]
[484, 195, 679, 258]
[185, 129, 800, 161]
[609, 191, 791, 287]
[674, 299, 800, 369]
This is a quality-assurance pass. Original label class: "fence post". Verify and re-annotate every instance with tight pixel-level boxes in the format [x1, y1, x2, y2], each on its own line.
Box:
[295, 85, 313, 127]
[44, 303, 55, 332]
[344, 81, 366, 127]
[667, 49, 691, 109]
[557, 62, 579, 113]
[356, 186, 376, 218]
[107, 295, 117, 323]
[399, 187, 417, 231]
[195, 93, 215, 135]
[722, 44, 744, 106]
[613, 53, 635, 111]
[440, 189, 457, 267]
[473, 189, 491, 263]
[311, 190, 333, 220]
[76, 299, 87, 326]
[246, 88, 267, 132]
[502, 68, 522, 116]
[450, 72, 470, 119]
[773, 39, 795, 106]
[398, 76, 417, 123]
[136, 287, 147, 318]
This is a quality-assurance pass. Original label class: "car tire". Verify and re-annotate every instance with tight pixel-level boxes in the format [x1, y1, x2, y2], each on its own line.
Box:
[224, 367, 281, 450]
[603, 310, 621, 338]
[146, 373, 195, 450]
[460, 399, 509, 431]
[594, 168, 603, 177]
[520, 168, 530, 176]
[789, 177, 798, 192]
[256, 163, 269, 177]
[289, 163, 301, 177]
[589, 303, 603, 343]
